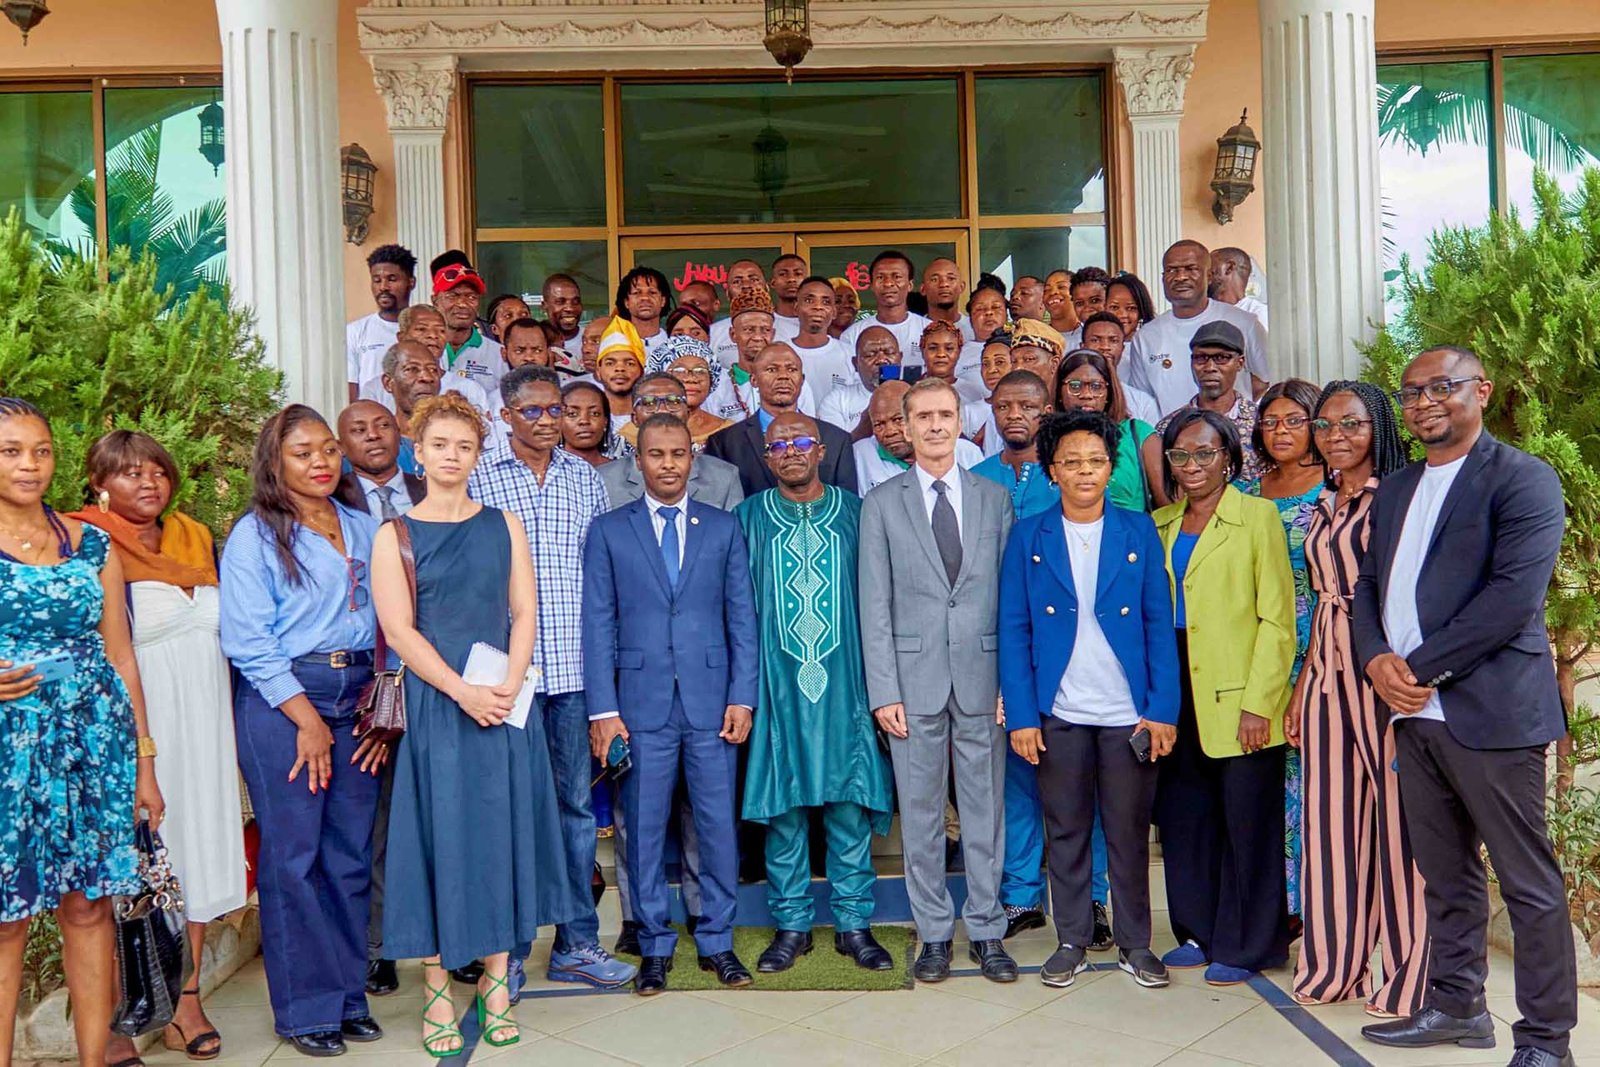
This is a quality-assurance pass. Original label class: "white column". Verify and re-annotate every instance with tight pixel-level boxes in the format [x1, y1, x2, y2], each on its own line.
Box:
[1114, 46, 1196, 313]
[371, 56, 457, 303]
[216, 0, 345, 418]
[1259, 0, 1384, 382]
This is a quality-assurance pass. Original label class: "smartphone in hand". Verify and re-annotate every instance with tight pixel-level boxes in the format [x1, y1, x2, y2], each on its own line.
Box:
[607, 734, 633, 779]
[1129, 728, 1153, 763]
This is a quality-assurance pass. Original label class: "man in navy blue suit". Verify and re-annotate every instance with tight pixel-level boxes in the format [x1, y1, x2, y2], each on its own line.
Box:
[583, 413, 761, 995]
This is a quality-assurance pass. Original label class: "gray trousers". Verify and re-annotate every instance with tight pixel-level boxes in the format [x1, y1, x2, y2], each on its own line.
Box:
[888, 691, 1007, 942]
[614, 788, 702, 923]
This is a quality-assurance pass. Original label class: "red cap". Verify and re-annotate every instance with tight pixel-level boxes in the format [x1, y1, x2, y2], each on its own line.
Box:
[433, 263, 486, 294]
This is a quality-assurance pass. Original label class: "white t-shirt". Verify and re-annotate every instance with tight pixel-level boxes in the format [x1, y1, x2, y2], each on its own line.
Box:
[1124, 384, 1162, 426]
[952, 341, 988, 403]
[840, 311, 933, 369]
[853, 437, 982, 496]
[1235, 295, 1270, 333]
[346, 313, 400, 388]
[709, 318, 739, 369]
[443, 332, 506, 400]
[1126, 300, 1271, 417]
[817, 379, 874, 432]
[1382, 456, 1467, 722]
[1051, 516, 1138, 726]
[773, 314, 802, 342]
[792, 338, 856, 403]
[965, 402, 1002, 458]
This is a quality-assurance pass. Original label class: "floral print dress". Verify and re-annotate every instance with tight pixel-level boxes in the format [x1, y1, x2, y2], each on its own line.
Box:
[0, 525, 139, 921]
[1244, 478, 1321, 918]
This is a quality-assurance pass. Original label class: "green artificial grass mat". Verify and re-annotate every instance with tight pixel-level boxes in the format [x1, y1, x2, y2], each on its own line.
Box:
[615, 925, 914, 991]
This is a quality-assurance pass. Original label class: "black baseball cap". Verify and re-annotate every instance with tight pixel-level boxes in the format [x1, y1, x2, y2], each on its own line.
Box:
[1189, 320, 1246, 354]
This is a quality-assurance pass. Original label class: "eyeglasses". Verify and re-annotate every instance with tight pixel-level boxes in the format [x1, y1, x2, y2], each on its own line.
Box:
[1053, 456, 1110, 472]
[1190, 352, 1240, 367]
[764, 436, 818, 457]
[668, 366, 711, 380]
[1394, 376, 1483, 408]
[1260, 414, 1309, 430]
[634, 394, 688, 411]
[1062, 379, 1107, 397]
[514, 404, 564, 422]
[1311, 416, 1373, 436]
[1166, 447, 1224, 468]
[345, 557, 370, 614]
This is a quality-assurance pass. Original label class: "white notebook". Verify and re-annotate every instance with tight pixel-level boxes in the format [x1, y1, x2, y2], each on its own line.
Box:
[460, 642, 540, 729]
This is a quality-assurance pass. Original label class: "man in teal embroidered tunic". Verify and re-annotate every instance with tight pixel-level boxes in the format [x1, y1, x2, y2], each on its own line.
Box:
[737, 411, 896, 974]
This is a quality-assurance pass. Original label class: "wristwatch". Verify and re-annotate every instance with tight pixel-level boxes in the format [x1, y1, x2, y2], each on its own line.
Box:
[136, 736, 158, 759]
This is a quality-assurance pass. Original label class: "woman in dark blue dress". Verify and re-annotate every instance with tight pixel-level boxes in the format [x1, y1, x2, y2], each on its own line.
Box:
[371, 394, 582, 1056]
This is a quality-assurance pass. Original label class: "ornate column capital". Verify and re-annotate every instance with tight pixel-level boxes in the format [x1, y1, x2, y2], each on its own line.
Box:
[1113, 45, 1197, 118]
[370, 55, 458, 132]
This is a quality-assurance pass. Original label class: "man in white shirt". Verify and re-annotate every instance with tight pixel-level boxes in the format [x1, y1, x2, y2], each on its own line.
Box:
[360, 305, 493, 417]
[1209, 247, 1269, 332]
[710, 259, 769, 368]
[1079, 312, 1162, 425]
[433, 262, 506, 399]
[790, 276, 856, 403]
[920, 258, 973, 341]
[541, 273, 586, 355]
[614, 265, 673, 362]
[704, 290, 819, 422]
[819, 325, 901, 439]
[769, 253, 806, 342]
[853, 379, 982, 496]
[840, 251, 932, 368]
[346, 244, 417, 403]
[1129, 241, 1270, 416]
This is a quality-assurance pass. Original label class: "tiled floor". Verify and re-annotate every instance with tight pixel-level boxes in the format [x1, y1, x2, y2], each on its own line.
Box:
[136, 901, 1600, 1067]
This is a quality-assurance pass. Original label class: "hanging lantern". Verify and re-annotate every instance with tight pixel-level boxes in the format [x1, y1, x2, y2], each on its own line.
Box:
[341, 143, 378, 245]
[197, 98, 225, 176]
[3, 0, 48, 44]
[763, 0, 811, 84]
[1209, 110, 1260, 225]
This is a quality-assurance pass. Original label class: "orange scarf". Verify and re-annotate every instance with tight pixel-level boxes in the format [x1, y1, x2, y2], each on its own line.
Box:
[67, 508, 218, 588]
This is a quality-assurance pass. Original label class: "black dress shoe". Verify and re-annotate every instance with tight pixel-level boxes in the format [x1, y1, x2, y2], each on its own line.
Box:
[1003, 904, 1046, 940]
[364, 958, 398, 996]
[287, 1031, 346, 1058]
[835, 929, 893, 971]
[1361, 1007, 1496, 1049]
[339, 1016, 383, 1043]
[1507, 1048, 1576, 1067]
[698, 950, 754, 987]
[968, 939, 1019, 983]
[757, 930, 813, 973]
[913, 940, 953, 982]
[1089, 901, 1115, 951]
[449, 960, 485, 984]
[635, 954, 673, 996]
[614, 920, 643, 957]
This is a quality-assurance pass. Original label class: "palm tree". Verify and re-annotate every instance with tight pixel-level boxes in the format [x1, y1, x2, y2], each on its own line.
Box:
[1377, 76, 1592, 173]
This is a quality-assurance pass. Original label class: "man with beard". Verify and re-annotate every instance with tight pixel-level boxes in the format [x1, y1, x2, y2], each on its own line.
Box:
[770, 253, 807, 342]
[711, 259, 772, 367]
[541, 273, 585, 357]
[347, 244, 416, 403]
[433, 262, 506, 399]
[737, 412, 896, 975]
[789, 276, 855, 403]
[841, 251, 931, 368]
[705, 342, 856, 498]
[614, 266, 674, 361]
[1153, 321, 1265, 481]
[853, 379, 983, 495]
[1009, 275, 1046, 323]
[920, 258, 971, 340]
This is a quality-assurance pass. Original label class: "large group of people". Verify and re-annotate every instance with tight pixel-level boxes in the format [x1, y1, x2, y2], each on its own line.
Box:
[0, 235, 1577, 1067]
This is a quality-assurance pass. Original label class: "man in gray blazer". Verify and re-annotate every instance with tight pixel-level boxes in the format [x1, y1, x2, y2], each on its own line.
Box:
[859, 377, 1017, 984]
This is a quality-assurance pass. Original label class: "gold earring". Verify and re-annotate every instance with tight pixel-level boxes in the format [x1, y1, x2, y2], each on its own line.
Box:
[97, 489, 110, 513]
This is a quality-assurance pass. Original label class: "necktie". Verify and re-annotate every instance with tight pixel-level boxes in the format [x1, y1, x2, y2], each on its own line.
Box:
[375, 484, 400, 522]
[658, 505, 681, 590]
[931, 479, 962, 585]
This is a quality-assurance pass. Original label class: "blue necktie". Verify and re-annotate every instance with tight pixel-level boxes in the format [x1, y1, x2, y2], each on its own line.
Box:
[658, 505, 681, 589]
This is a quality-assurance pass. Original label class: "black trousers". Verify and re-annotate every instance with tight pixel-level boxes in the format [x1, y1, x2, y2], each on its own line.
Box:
[1036, 718, 1156, 948]
[1395, 718, 1576, 1056]
[1155, 634, 1289, 970]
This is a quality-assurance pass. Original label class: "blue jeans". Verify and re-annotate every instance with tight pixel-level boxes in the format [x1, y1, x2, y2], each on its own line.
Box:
[235, 659, 380, 1038]
[536, 690, 599, 952]
[1002, 748, 1109, 909]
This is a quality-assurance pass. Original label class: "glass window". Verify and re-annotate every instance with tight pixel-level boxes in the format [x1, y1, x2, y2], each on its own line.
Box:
[103, 87, 227, 295]
[802, 239, 959, 317]
[978, 226, 1108, 288]
[976, 75, 1105, 215]
[1376, 61, 1494, 298]
[1502, 53, 1600, 220]
[476, 240, 609, 324]
[627, 243, 790, 312]
[0, 91, 95, 252]
[473, 85, 607, 228]
[619, 80, 961, 226]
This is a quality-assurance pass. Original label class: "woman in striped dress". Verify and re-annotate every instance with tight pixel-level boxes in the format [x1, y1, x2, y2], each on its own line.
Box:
[1288, 381, 1430, 1017]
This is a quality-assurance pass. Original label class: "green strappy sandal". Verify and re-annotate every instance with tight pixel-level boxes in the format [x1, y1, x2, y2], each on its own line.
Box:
[475, 969, 520, 1048]
[421, 964, 464, 1059]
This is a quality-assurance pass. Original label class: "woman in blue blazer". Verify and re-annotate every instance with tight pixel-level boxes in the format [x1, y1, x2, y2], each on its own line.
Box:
[998, 410, 1180, 992]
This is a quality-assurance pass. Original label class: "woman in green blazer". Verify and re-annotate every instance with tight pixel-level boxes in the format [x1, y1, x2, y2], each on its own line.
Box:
[1151, 408, 1296, 986]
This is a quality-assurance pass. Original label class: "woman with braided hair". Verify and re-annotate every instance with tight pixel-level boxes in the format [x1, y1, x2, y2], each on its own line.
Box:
[1287, 380, 1430, 1017]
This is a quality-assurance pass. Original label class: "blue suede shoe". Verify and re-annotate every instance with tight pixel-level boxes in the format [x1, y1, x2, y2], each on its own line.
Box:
[1204, 962, 1253, 986]
[1161, 940, 1208, 969]
[548, 943, 638, 988]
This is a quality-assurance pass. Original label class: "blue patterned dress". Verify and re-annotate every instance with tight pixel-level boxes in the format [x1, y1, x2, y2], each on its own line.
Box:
[0, 525, 139, 921]
[1244, 478, 1321, 918]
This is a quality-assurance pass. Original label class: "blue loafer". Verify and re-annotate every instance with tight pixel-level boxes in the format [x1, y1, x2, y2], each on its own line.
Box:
[1161, 940, 1208, 969]
[1204, 962, 1254, 986]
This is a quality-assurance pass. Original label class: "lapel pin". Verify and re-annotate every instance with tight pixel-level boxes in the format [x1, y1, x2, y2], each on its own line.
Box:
[690, 516, 700, 525]
[1128, 551, 1137, 562]
[1161, 357, 1173, 369]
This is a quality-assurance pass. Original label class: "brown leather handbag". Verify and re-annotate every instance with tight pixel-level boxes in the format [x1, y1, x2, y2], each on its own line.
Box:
[354, 516, 415, 743]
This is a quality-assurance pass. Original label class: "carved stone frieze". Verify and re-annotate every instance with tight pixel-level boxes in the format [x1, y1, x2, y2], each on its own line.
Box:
[370, 57, 458, 130]
[1112, 45, 1196, 116]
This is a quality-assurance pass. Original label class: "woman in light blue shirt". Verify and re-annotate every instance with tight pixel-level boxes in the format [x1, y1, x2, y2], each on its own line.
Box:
[220, 404, 386, 1058]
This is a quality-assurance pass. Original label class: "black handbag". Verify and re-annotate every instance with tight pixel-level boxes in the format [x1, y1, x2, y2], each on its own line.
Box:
[110, 821, 192, 1037]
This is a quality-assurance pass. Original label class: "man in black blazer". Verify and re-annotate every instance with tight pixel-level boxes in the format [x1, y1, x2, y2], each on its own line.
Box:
[335, 399, 427, 519]
[704, 342, 857, 498]
[1353, 346, 1575, 1066]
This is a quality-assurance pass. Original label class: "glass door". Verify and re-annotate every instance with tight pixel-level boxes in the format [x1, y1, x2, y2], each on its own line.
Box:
[797, 229, 969, 315]
[621, 233, 796, 307]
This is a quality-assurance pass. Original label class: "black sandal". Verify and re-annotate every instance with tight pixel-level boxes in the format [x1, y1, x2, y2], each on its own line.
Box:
[162, 988, 222, 1061]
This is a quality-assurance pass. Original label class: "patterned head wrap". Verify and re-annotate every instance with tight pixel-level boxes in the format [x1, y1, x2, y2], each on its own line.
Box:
[729, 286, 775, 321]
[648, 334, 723, 394]
[1010, 317, 1066, 359]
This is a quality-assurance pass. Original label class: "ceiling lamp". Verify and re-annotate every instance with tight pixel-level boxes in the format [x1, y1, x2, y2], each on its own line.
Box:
[763, 0, 811, 84]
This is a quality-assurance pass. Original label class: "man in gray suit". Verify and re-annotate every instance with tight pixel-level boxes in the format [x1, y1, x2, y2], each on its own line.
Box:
[859, 377, 1017, 984]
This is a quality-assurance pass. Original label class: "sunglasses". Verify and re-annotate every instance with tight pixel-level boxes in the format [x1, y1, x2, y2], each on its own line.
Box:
[1190, 352, 1240, 367]
[1165, 447, 1224, 468]
[514, 404, 564, 422]
[1260, 414, 1309, 430]
[764, 436, 818, 457]
[1311, 416, 1373, 435]
[345, 556, 370, 614]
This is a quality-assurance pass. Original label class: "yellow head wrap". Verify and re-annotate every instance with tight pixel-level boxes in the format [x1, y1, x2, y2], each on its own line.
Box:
[598, 315, 646, 366]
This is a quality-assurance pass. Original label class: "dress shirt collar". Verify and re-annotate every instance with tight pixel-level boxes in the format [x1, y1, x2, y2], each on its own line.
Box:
[914, 459, 962, 498]
[644, 491, 688, 520]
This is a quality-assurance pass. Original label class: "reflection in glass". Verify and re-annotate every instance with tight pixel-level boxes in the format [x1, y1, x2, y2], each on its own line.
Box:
[0, 91, 95, 251]
[103, 87, 228, 297]
[1503, 54, 1600, 219]
[976, 75, 1105, 215]
[474, 85, 607, 229]
[476, 240, 609, 325]
[629, 245, 789, 309]
[620, 80, 960, 226]
[978, 227, 1108, 290]
[804, 241, 958, 317]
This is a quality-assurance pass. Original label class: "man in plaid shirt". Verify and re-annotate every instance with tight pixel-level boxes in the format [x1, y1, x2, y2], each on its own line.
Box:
[469, 364, 637, 990]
